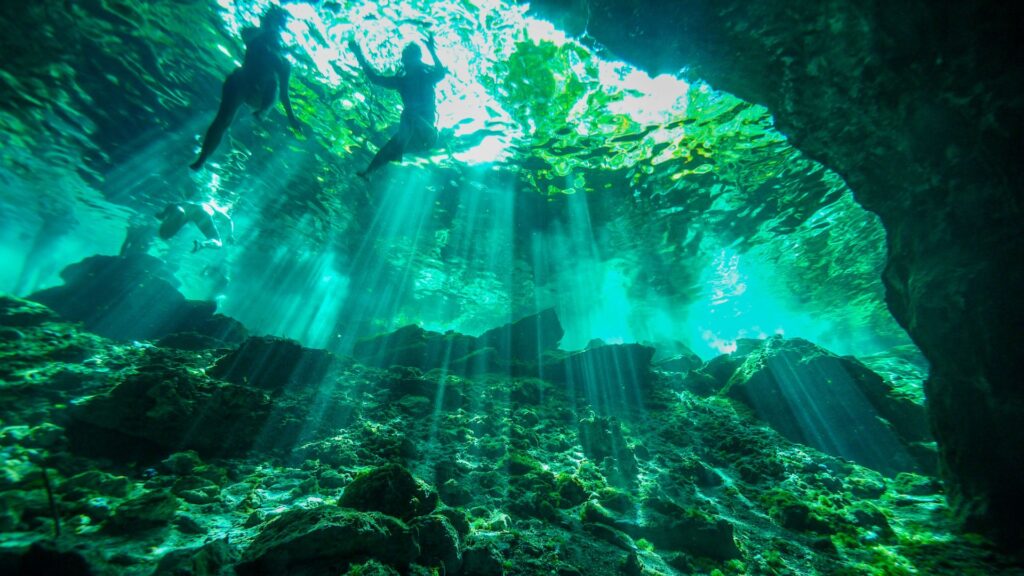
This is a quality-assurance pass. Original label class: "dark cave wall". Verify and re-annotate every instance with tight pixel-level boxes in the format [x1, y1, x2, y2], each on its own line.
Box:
[525, 0, 1024, 546]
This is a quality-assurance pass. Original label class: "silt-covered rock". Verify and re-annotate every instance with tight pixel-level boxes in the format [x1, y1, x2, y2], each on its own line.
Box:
[235, 507, 418, 576]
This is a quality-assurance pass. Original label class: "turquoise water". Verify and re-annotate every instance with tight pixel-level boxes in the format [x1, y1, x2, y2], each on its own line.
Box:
[8, 2, 1019, 575]
[0, 0, 906, 359]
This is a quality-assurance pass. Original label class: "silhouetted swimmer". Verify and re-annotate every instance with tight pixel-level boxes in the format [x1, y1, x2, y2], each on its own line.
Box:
[349, 34, 447, 178]
[156, 202, 233, 252]
[190, 7, 302, 170]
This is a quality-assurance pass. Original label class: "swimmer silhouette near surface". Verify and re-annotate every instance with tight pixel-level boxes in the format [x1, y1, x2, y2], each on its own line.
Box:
[190, 7, 302, 171]
[349, 34, 447, 178]
[156, 202, 233, 252]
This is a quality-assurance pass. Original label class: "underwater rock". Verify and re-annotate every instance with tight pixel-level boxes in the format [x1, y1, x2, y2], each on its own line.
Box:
[351, 325, 479, 372]
[654, 342, 703, 373]
[235, 507, 418, 575]
[106, 489, 179, 532]
[0, 299, 104, 380]
[620, 552, 644, 576]
[578, 415, 638, 486]
[547, 344, 656, 407]
[718, 336, 931, 476]
[28, 254, 246, 345]
[69, 351, 272, 458]
[60, 470, 132, 499]
[476, 307, 564, 362]
[583, 522, 635, 550]
[0, 540, 98, 576]
[341, 560, 400, 576]
[410, 514, 462, 572]
[351, 309, 564, 375]
[337, 463, 438, 520]
[638, 499, 741, 560]
[208, 336, 338, 391]
[525, 0, 1024, 547]
[161, 451, 203, 476]
[461, 539, 506, 576]
[152, 537, 238, 576]
[0, 296, 61, 328]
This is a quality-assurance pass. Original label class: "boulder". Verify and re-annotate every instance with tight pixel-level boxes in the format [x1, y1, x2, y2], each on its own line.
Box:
[546, 343, 656, 412]
[410, 514, 462, 572]
[0, 541, 97, 576]
[69, 351, 272, 458]
[0, 296, 61, 328]
[638, 499, 741, 560]
[718, 337, 931, 475]
[337, 464, 438, 520]
[350, 309, 564, 375]
[152, 538, 238, 576]
[28, 254, 246, 345]
[461, 540, 505, 576]
[352, 325, 478, 372]
[208, 336, 338, 391]
[106, 490, 179, 532]
[477, 308, 564, 362]
[235, 507, 418, 576]
[525, 0, 1024, 547]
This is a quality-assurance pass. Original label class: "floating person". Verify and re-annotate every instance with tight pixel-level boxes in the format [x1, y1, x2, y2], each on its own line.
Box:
[349, 34, 447, 178]
[156, 202, 234, 252]
[190, 6, 302, 170]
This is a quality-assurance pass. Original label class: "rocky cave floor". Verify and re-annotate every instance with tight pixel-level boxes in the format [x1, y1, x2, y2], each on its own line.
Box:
[1, 294, 1021, 576]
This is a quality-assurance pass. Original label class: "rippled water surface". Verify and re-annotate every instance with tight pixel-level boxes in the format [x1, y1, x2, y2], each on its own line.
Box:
[0, 0, 909, 356]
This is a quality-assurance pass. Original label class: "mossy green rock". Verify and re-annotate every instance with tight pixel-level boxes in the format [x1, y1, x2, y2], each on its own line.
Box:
[639, 499, 741, 560]
[719, 336, 930, 475]
[153, 537, 238, 576]
[61, 470, 132, 498]
[410, 514, 461, 571]
[342, 560, 400, 575]
[235, 507, 417, 576]
[338, 463, 437, 520]
[461, 541, 505, 576]
[106, 489, 179, 532]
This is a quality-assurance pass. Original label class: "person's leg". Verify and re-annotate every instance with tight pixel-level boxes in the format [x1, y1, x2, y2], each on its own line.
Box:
[191, 71, 246, 170]
[358, 121, 412, 178]
[253, 77, 278, 119]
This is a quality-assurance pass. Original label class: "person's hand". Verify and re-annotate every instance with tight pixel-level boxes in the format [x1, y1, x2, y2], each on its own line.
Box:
[348, 39, 361, 54]
[423, 32, 436, 49]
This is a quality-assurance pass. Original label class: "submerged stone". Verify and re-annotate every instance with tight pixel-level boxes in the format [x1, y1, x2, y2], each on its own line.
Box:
[235, 507, 417, 575]
[351, 309, 564, 375]
[410, 514, 462, 572]
[152, 537, 238, 576]
[718, 336, 931, 476]
[0, 541, 97, 576]
[638, 499, 741, 560]
[341, 560, 400, 575]
[476, 307, 564, 362]
[337, 463, 438, 520]
[208, 336, 338, 390]
[0, 296, 61, 328]
[28, 254, 246, 345]
[69, 351, 272, 458]
[106, 489, 179, 532]
[460, 536, 505, 576]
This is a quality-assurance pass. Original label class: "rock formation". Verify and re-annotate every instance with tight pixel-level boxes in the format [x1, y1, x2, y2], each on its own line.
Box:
[525, 0, 1024, 547]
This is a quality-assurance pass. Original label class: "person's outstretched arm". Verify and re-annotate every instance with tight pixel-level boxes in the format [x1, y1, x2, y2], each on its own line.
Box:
[277, 59, 302, 132]
[424, 34, 448, 81]
[349, 40, 400, 88]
